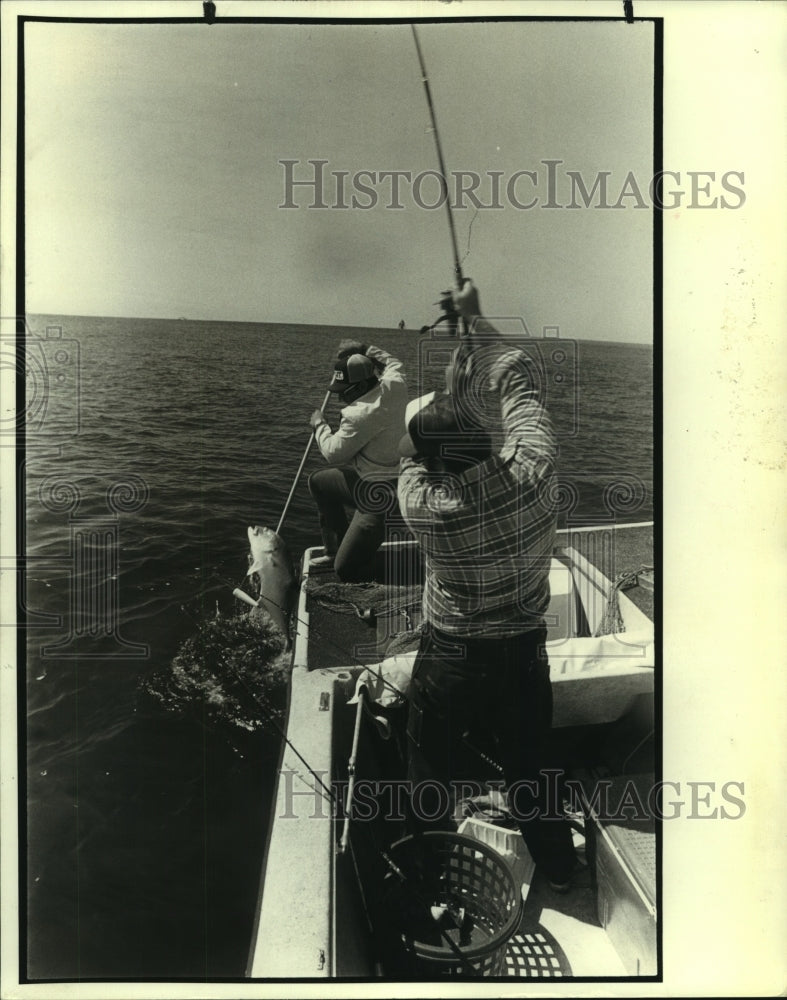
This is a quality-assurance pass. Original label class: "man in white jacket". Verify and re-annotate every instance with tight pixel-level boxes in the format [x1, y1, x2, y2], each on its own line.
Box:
[308, 340, 407, 581]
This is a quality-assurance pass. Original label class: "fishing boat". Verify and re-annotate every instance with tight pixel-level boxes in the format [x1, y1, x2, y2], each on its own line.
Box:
[247, 520, 656, 979]
[244, 22, 656, 977]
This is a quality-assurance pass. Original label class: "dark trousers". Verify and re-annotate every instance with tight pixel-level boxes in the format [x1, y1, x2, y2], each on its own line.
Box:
[406, 623, 576, 884]
[308, 468, 399, 582]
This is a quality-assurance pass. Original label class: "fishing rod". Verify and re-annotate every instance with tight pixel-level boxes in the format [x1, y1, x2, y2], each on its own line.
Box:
[270, 29, 465, 538]
[276, 388, 332, 536]
[411, 24, 464, 294]
[269, 30, 465, 541]
[339, 686, 366, 854]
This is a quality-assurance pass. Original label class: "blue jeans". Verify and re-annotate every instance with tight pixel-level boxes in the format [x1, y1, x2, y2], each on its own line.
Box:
[308, 468, 399, 582]
[406, 623, 577, 884]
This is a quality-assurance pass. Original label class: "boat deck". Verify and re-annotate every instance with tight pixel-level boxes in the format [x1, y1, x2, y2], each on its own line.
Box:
[304, 521, 654, 669]
[249, 522, 656, 979]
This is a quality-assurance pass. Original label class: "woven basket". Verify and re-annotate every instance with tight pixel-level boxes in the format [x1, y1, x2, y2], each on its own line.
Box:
[379, 830, 523, 977]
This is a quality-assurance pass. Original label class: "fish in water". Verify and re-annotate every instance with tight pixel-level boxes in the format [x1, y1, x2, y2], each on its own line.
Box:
[246, 526, 297, 647]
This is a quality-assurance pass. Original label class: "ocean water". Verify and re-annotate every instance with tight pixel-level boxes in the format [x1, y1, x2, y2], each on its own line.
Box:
[20, 315, 652, 980]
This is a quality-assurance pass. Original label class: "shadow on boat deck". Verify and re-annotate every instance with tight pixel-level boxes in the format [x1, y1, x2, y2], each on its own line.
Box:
[506, 867, 626, 978]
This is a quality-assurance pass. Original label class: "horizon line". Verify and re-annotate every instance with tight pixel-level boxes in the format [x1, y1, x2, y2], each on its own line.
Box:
[25, 311, 653, 346]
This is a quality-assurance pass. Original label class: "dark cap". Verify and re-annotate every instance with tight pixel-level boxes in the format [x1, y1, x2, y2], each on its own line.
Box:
[398, 391, 492, 465]
[328, 353, 376, 392]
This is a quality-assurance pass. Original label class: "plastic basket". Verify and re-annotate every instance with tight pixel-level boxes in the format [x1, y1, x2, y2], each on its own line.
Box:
[379, 831, 523, 977]
[457, 816, 536, 900]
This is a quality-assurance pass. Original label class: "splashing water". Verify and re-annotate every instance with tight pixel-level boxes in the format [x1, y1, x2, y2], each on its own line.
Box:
[141, 607, 290, 735]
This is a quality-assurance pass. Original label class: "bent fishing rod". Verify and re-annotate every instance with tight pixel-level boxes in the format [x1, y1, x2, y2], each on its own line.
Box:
[270, 29, 466, 536]
[411, 24, 464, 293]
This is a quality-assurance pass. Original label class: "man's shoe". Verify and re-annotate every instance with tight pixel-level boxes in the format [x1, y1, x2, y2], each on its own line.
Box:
[548, 858, 590, 894]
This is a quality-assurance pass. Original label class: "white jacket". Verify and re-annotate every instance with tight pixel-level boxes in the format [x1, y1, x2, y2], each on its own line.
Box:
[314, 344, 407, 480]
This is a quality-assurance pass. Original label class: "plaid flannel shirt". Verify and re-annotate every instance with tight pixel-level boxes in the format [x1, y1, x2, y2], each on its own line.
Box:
[397, 347, 558, 637]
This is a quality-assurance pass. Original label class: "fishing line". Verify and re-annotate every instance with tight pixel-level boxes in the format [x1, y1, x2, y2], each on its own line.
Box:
[199, 588, 483, 971]
[196, 572, 500, 773]
[226, 590, 502, 803]
[184, 576, 383, 800]
[221, 659, 337, 804]
[175, 589, 407, 802]
[195, 558, 474, 812]
[221, 552, 418, 703]
[198, 586, 336, 798]
[256, 697, 336, 803]
[232, 583, 416, 704]
[171, 593, 478, 967]
[459, 207, 480, 270]
[182, 577, 533, 788]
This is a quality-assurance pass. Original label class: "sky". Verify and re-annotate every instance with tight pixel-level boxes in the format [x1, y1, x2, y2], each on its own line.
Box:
[24, 15, 654, 341]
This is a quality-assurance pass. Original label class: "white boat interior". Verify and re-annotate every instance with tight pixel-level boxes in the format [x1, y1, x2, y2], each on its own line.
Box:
[248, 523, 656, 980]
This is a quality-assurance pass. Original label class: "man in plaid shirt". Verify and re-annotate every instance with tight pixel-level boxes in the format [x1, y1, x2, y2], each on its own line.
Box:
[397, 281, 578, 891]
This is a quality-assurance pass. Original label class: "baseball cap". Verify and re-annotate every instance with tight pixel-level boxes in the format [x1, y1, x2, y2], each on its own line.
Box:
[328, 353, 376, 392]
[398, 391, 492, 464]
